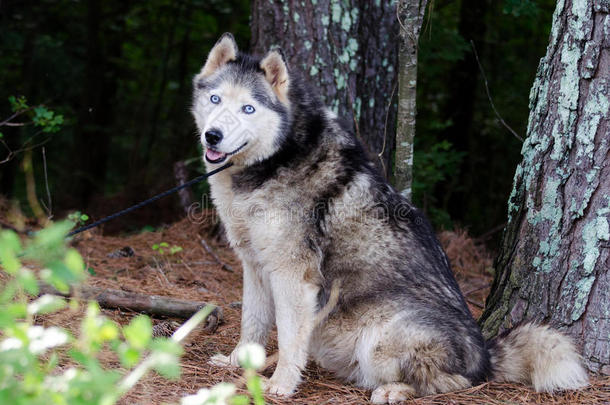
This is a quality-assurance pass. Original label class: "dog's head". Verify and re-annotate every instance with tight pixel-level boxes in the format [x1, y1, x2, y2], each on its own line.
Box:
[192, 33, 291, 167]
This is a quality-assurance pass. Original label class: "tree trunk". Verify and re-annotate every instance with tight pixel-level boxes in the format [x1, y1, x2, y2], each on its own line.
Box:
[250, 0, 399, 177]
[395, 0, 428, 199]
[480, 0, 610, 375]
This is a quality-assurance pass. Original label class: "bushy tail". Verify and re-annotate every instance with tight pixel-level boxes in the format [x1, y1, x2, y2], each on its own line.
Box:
[488, 323, 589, 392]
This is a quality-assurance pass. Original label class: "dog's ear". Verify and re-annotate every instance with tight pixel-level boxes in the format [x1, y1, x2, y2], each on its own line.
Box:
[200, 33, 238, 77]
[260, 48, 290, 103]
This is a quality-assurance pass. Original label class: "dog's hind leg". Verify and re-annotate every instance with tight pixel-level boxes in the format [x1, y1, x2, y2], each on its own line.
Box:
[352, 320, 472, 402]
[367, 335, 471, 401]
[370, 383, 416, 404]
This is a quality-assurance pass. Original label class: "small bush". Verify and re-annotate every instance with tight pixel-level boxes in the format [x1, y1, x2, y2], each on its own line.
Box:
[0, 221, 264, 405]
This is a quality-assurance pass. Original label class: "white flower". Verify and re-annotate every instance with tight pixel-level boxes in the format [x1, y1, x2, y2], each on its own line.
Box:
[27, 294, 65, 315]
[28, 326, 69, 354]
[180, 388, 210, 405]
[237, 343, 266, 370]
[0, 337, 22, 351]
[209, 383, 236, 401]
[180, 383, 236, 405]
[44, 367, 78, 392]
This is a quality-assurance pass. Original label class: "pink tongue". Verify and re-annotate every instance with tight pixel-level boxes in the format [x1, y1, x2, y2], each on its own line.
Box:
[206, 149, 226, 161]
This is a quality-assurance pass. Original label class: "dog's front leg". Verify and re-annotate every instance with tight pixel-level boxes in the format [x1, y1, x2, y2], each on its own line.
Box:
[210, 260, 274, 367]
[266, 271, 318, 396]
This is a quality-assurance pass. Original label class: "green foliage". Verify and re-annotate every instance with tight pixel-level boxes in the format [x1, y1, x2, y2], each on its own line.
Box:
[67, 211, 90, 226]
[6, 96, 64, 134]
[1, 0, 250, 217]
[412, 140, 465, 229]
[32, 106, 64, 133]
[416, 0, 557, 233]
[152, 242, 183, 255]
[0, 221, 215, 405]
[503, 0, 539, 18]
[8, 95, 28, 112]
[140, 225, 157, 233]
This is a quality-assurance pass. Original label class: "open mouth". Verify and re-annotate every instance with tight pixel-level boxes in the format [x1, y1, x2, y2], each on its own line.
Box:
[205, 142, 248, 164]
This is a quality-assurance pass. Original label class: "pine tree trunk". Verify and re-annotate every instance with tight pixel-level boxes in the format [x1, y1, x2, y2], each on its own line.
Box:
[395, 0, 427, 199]
[250, 0, 399, 177]
[480, 0, 610, 375]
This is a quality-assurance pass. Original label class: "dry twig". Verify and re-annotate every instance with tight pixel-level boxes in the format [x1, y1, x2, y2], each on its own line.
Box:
[201, 239, 234, 272]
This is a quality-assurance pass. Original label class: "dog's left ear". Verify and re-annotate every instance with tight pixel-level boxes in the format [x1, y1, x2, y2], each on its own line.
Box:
[260, 48, 290, 103]
[200, 33, 238, 77]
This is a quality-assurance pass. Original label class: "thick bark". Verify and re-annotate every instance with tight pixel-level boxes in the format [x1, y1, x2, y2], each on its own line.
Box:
[480, 0, 610, 374]
[395, 0, 427, 199]
[251, 0, 399, 177]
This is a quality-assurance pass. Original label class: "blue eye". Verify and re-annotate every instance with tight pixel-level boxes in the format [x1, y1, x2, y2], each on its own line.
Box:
[242, 105, 255, 114]
[210, 94, 221, 104]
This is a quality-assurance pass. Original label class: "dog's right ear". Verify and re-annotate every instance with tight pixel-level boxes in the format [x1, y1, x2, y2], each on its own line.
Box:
[200, 33, 238, 77]
[260, 48, 290, 104]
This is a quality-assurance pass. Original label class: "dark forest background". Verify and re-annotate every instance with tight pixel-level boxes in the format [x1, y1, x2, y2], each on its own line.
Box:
[0, 0, 555, 244]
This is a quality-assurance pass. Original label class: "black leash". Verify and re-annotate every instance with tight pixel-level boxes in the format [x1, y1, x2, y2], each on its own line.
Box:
[67, 162, 233, 237]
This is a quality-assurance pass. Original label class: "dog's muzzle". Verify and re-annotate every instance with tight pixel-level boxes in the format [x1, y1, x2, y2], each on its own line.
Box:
[205, 142, 248, 164]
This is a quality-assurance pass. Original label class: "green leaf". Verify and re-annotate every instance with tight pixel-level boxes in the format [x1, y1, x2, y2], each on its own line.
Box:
[47, 261, 79, 286]
[26, 220, 73, 263]
[169, 246, 183, 255]
[39, 267, 70, 294]
[64, 248, 85, 278]
[246, 374, 265, 405]
[123, 315, 152, 350]
[159, 242, 169, 248]
[17, 268, 38, 295]
[87, 267, 96, 276]
[150, 338, 183, 357]
[230, 395, 250, 405]
[8, 95, 27, 112]
[117, 344, 141, 368]
[99, 320, 119, 341]
[5, 302, 27, 320]
[152, 352, 180, 379]
[0, 230, 22, 274]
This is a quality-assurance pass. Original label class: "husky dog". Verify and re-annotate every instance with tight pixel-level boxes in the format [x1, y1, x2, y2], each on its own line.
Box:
[192, 33, 589, 403]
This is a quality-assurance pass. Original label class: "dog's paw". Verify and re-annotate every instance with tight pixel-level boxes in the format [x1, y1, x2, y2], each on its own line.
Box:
[263, 377, 296, 397]
[370, 383, 415, 404]
[208, 353, 237, 368]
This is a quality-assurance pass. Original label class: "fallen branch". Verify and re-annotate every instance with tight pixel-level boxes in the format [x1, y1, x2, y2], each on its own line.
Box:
[201, 239, 234, 272]
[38, 283, 223, 332]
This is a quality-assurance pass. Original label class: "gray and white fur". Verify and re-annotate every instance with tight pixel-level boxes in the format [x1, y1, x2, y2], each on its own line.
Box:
[192, 33, 589, 403]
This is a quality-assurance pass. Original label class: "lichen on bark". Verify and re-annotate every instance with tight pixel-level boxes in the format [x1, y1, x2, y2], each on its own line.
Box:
[251, 0, 399, 176]
[481, 0, 610, 374]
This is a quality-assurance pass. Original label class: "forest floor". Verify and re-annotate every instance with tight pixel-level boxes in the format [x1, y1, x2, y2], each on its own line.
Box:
[4, 207, 610, 404]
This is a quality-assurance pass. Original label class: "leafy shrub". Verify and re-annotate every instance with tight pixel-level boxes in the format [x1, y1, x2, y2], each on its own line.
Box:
[412, 140, 465, 228]
[0, 221, 264, 404]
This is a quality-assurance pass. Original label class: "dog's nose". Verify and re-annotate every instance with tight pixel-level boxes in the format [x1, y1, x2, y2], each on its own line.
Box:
[205, 129, 223, 146]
